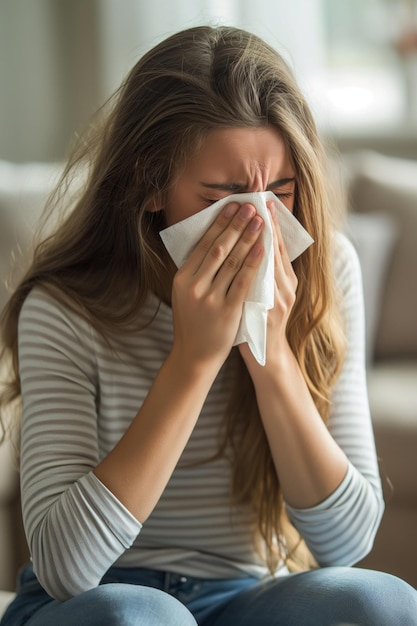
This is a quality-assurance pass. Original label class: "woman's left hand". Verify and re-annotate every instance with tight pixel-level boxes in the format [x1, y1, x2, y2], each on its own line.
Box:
[238, 203, 349, 510]
[239, 201, 298, 371]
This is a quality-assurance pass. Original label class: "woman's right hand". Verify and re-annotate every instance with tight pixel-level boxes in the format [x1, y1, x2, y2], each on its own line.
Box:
[170, 201, 264, 371]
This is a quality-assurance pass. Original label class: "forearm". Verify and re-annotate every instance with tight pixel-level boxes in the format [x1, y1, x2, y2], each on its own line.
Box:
[94, 349, 219, 522]
[251, 348, 348, 509]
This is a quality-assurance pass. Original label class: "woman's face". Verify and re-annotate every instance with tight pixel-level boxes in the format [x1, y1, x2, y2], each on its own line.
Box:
[163, 126, 296, 227]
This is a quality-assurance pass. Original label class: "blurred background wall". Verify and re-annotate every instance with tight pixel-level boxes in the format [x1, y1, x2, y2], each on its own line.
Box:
[1, 0, 417, 163]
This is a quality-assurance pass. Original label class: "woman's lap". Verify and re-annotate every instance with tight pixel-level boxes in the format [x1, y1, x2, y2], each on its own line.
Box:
[2, 563, 417, 626]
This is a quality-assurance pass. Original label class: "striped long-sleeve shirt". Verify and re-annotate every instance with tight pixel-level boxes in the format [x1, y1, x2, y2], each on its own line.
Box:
[18, 233, 384, 601]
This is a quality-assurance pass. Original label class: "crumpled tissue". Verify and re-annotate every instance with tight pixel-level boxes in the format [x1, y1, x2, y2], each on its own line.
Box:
[160, 191, 314, 365]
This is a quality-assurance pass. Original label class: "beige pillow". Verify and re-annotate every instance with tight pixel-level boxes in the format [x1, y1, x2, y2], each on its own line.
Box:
[346, 151, 417, 359]
[346, 212, 397, 365]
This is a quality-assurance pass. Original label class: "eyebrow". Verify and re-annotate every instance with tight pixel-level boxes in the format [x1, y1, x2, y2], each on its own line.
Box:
[199, 177, 296, 191]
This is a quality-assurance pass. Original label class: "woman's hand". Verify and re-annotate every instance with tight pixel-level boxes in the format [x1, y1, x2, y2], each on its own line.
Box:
[95, 202, 263, 525]
[171, 201, 264, 371]
[239, 201, 298, 372]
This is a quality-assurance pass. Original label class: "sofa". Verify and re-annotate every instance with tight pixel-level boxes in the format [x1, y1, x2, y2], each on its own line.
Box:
[0, 151, 416, 616]
[340, 150, 417, 588]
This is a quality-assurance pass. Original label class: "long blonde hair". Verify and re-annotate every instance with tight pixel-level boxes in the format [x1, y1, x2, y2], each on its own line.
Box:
[0, 26, 345, 574]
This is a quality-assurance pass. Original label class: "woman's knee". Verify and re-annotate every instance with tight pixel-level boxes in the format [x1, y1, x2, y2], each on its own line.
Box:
[347, 568, 417, 625]
[298, 567, 417, 626]
[210, 567, 417, 626]
[59, 583, 197, 626]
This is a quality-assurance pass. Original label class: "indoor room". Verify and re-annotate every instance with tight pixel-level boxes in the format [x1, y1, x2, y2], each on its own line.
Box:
[1, 0, 416, 621]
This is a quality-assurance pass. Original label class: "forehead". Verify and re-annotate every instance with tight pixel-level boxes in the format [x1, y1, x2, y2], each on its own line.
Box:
[185, 126, 292, 176]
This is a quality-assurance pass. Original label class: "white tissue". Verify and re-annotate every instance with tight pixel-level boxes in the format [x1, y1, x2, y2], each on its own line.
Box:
[160, 191, 314, 365]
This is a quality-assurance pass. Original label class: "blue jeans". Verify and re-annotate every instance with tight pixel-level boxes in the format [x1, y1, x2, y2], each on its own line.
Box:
[2, 563, 417, 625]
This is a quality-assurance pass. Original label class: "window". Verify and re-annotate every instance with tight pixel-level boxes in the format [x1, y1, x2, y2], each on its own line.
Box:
[309, 0, 417, 134]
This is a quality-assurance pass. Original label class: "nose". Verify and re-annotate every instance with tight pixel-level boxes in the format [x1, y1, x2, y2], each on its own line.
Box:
[246, 171, 269, 194]
[246, 186, 264, 194]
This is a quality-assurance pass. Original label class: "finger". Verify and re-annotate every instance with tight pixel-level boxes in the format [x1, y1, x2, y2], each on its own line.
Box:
[268, 202, 292, 275]
[184, 201, 241, 271]
[226, 241, 264, 304]
[268, 202, 298, 291]
[212, 214, 264, 293]
[192, 203, 258, 279]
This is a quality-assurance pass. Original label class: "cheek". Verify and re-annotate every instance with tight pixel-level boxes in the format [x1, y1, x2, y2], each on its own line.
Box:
[163, 192, 198, 227]
[165, 207, 200, 227]
[281, 196, 295, 214]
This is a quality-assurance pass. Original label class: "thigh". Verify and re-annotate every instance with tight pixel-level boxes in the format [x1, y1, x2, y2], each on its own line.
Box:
[204, 567, 417, 626]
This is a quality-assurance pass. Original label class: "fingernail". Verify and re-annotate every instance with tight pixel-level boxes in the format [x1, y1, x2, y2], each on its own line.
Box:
[239, 204, 255, 220]
[250, 243, 263, 256]
[224, 202, 239, 218]
[248, 216, 263, 232]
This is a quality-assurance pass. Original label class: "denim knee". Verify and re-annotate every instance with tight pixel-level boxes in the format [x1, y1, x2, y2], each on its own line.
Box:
[20, 582, 197, 626]
[74, 583, 198, 626]
[204, 567, 417, 626]
[339, 568, 417, 625]
[296, 567, 417, 626]
[289, 567, 417, 626]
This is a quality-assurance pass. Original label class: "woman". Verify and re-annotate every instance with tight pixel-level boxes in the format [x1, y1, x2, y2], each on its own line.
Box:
[1, 25, 416, 626]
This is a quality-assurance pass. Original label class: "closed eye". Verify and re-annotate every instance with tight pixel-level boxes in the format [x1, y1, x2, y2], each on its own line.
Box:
[202, 189, 295, 206]
[203, 198, 221, 205]
[273, 191, 294, 200]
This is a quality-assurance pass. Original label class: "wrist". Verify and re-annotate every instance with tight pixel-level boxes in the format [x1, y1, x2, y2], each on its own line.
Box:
[247, 341, 299, 389]
[167, 342, 223, 387]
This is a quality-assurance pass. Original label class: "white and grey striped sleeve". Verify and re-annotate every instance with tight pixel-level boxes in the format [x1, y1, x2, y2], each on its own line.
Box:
[18, 288, 141, 600]
[286, 233, 384, 566]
